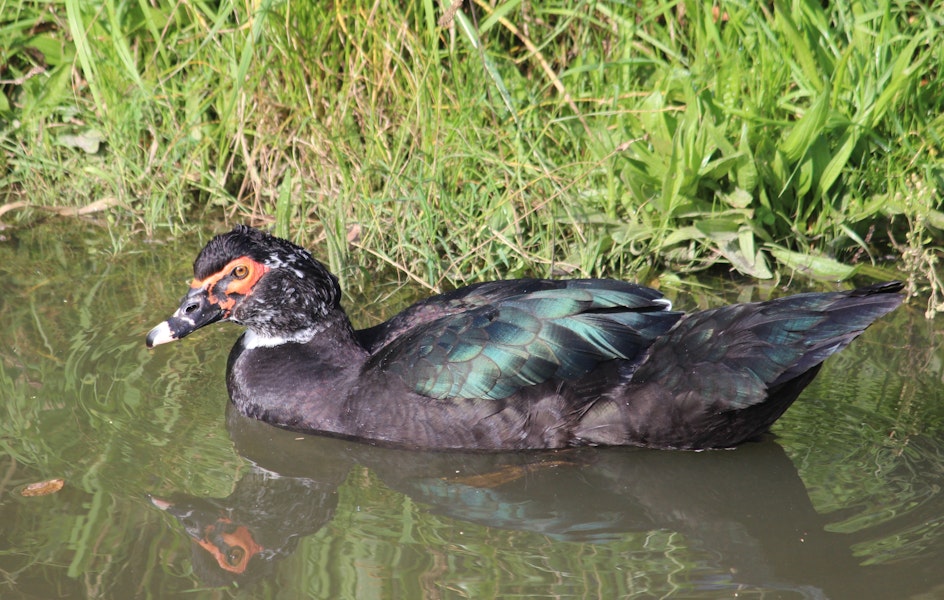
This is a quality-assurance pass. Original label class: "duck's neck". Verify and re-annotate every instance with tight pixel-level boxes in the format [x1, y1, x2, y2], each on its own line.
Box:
[238, 300, 358, 347]
[226, 309, 369, 433]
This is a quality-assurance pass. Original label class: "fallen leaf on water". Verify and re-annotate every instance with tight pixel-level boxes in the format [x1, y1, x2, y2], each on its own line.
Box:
[20, 478, 65, 497]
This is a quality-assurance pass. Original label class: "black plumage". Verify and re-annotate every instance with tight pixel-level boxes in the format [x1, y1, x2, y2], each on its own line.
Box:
[146, 225, 904, 450]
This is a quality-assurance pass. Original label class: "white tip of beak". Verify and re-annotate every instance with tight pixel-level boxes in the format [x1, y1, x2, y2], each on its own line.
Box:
[146, 321, 176, 348]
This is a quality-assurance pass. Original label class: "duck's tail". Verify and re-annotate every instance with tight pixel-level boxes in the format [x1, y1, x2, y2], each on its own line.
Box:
[574, 282, 905, 449]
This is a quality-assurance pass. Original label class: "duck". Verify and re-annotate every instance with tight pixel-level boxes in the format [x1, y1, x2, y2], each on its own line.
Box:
[146, 225, 904, 451]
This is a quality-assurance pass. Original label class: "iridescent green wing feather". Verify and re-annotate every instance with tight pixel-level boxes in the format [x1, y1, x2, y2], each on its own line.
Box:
[370, 280, 682, 400]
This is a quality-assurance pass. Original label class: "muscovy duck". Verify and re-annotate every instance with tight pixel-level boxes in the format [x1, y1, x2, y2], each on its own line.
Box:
[146, 225, 903, 450]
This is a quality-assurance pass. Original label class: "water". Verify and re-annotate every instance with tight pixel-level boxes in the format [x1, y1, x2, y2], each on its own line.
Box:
[1, 221, 942, 599]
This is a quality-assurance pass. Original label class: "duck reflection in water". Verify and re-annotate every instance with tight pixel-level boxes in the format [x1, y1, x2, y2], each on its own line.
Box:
[148, 407, 942, 597]
[150, 468, 340, 585]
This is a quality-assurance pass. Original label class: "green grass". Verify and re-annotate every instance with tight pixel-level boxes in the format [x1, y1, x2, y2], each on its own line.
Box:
[1, 0, 942, 310]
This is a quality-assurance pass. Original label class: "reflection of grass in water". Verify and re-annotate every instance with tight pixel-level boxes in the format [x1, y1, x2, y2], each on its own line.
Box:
[774, 304, 944, 566]
[0, 223, 239, 486]
[0, 223, 246, 595]
[296, 466, 705, 600]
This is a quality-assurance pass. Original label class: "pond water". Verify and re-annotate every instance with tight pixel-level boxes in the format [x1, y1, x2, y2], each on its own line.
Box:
[1, 221, 942, 599]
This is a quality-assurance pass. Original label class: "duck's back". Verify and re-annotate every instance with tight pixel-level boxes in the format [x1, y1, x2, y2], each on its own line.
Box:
[357, 279, 675, 352]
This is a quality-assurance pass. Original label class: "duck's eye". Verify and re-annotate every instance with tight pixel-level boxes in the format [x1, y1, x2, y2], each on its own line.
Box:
[226, 546, 246, 565]
[232, 265, 249, 279]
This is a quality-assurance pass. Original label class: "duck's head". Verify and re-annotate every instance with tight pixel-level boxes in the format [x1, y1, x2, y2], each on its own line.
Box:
[146, 225, 342, 348]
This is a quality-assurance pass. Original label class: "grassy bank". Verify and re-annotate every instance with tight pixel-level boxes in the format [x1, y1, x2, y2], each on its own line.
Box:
[1, 1, 942, 309]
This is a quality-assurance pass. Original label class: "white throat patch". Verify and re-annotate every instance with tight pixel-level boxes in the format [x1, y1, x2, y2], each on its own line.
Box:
[242, 329, 315, 349]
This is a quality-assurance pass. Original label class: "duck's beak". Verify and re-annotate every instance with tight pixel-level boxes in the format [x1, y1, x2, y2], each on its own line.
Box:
[146, 287, 225, 348]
